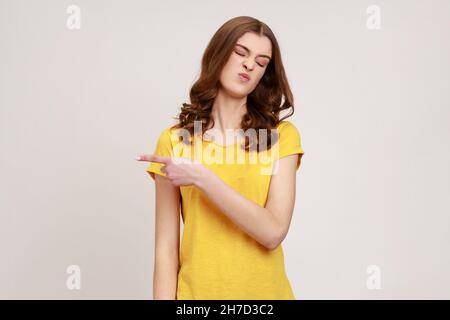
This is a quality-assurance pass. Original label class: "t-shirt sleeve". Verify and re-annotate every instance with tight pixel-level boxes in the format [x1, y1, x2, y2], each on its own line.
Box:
[146, 127, 174, 181]
[275, 120, 305, 170]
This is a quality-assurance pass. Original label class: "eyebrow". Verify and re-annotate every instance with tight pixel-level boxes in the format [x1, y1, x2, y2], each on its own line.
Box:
[235, 43, 272, 60]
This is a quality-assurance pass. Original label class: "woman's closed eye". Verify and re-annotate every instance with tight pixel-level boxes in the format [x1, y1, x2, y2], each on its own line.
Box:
[234, 50, 266, 68]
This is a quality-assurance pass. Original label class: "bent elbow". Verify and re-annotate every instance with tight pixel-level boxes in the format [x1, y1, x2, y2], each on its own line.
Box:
[265, 239, 281, 250]
[264, 241, 278, 251]
[264, 231, 285, 251]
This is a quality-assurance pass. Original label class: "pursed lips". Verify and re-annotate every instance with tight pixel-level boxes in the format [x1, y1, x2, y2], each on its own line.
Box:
[238, 73, 250, 81]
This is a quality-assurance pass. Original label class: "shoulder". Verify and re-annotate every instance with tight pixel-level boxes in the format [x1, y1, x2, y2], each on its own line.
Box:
[276, 120, 301, 137]
[158, 125, 182, 144]
[274, 120, 304, 156]
[151, 125, 184, 157]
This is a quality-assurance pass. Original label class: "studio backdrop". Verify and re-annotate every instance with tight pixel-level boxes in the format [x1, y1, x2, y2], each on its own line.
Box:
[1, 0, 449, 299]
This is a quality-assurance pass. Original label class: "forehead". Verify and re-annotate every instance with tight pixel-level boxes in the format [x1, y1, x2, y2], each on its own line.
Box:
[236, 32, 272, 56]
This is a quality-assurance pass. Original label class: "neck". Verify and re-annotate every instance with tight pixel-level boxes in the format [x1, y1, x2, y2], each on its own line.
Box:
[209, 89, 247, 133]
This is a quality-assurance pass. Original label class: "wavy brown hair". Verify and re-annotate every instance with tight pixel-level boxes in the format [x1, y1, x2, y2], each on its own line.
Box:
[170, 16, 295, 152]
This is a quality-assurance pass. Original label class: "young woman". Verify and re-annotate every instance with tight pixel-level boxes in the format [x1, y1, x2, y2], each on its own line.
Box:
[136, 16, 305, 300]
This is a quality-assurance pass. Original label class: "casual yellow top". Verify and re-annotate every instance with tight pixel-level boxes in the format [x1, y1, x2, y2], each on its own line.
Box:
[146, 120, 305, 300]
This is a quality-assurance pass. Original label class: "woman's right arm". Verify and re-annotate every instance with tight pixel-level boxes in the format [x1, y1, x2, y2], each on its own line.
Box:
[152, 173, 181, 300]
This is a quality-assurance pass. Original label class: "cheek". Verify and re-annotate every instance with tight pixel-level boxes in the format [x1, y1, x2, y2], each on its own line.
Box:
[226, 56, 243, 74]
[221, 58, 238, 78]
[251, 71, 266, 86]
[229, 53, 243, 65]
[221, 61, 243, 85]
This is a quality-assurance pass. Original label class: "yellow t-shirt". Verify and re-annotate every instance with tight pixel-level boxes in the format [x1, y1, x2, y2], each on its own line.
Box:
[146, 120, 305, 300]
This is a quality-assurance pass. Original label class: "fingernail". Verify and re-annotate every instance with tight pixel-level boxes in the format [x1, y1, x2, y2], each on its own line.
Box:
[135, 156, 141, 160]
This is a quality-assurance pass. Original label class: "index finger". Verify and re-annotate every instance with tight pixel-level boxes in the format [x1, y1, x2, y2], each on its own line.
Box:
[135, 154, 172, 164]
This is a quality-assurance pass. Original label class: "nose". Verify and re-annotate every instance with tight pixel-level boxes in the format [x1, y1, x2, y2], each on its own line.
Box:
[243, 58, 254, 71]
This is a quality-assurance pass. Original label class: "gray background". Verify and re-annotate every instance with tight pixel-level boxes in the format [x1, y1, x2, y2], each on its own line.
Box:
[1, 0, 449, 299]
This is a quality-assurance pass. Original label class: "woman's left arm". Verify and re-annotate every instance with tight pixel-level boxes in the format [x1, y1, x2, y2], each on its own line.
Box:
[137, 153, 302, 250]
[196, 154, 301, 250]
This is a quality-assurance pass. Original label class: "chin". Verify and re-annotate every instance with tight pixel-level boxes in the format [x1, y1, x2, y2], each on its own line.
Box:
[222, 83, 249, 98]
